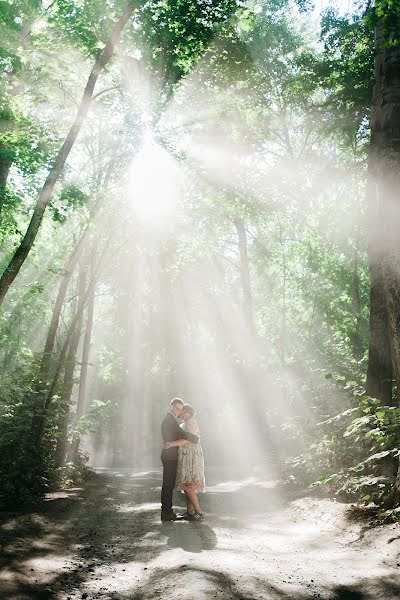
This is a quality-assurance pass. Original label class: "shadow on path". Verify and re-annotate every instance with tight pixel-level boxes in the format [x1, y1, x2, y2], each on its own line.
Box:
[0, 471, 399, 600]
[162, 521, 217, 553]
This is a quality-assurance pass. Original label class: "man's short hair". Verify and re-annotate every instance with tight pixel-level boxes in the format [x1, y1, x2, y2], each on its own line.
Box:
[170, 397, 184, 408]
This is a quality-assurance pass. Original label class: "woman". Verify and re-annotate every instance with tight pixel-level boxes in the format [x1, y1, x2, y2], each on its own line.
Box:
[165, 404, 205, 520]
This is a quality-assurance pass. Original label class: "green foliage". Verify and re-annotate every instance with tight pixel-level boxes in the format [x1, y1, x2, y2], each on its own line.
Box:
[46, 0, 126, 57]
[131, 0, 248, 110]
[289, 386, 400, 504]
[57, 457, 92, 487]
[50, 185, 89, 223]
[0, 0, 40, 75]
[0, 366, 47, 505]
[365, 0, 400, 46]
[0, 111, 58, 174]
[318, 7, 374, 146]
[73, 399, 117, 438]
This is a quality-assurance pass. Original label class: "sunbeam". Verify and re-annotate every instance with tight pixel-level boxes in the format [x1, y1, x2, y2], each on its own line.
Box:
[127, 132, 181, 225]
[3, 4, 400, 597]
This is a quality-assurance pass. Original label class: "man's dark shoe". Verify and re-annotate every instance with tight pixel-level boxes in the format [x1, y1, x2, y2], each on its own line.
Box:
[161, 512, 177, 521]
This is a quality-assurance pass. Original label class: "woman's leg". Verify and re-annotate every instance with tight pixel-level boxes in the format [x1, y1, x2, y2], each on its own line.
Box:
[183, 485, 202, 514]
[184, 492, 194, 514]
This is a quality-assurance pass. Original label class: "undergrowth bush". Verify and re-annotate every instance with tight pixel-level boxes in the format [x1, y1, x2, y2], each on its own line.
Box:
[287, 375, 400, 506]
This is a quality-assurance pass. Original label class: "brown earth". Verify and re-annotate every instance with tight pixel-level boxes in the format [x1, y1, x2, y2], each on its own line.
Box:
[1, 468, 400, 600]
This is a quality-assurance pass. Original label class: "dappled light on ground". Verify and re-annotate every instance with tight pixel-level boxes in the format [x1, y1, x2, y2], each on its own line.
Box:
[1, 471, 399, 600]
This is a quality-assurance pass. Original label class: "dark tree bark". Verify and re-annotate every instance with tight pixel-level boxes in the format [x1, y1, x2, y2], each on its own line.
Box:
[366, 19, 400, 505]
[366, 263, 393, 404]
[366, 21, 394, 406]
[0, 2, 135, 306]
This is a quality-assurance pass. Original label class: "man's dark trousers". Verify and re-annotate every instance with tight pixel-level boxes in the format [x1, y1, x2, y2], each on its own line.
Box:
[160, 411, 199, 516]
[161, 450, 177, 514]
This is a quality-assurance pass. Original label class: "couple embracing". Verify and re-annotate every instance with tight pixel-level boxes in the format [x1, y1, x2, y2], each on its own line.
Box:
[160, 397, 205, 522]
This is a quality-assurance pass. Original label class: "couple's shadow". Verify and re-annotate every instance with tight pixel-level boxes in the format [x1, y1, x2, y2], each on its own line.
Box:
[162, 520, 217, 553]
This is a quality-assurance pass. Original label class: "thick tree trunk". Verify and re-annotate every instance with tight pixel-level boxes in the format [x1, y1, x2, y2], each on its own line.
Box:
[69, 269, 96, 462]
[366, 21, 394, 406]
[367, 20, 400, 505]
[234, 217, 255, 335]
[366, 263, 393, 404]
[0, 2, 134, 306]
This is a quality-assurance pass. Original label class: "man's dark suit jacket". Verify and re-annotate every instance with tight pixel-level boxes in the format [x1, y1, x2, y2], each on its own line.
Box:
[161, 412, 199, 461]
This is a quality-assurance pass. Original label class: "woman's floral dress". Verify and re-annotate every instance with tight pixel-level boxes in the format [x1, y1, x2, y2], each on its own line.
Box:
[175, 417, 205, 493]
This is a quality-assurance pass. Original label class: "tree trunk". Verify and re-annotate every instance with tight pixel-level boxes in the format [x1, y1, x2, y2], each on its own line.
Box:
[234, 217, 255, 335]
[34, 262, 88, 448]
[367, 19, 400, 505]
[34, 233, 86, 399]
[0, 2, 135, 306]
[70, 265, 96, 462]
[366, 263, 393, 404]
[54, 310, 83, 468]
[365, 20, 394, 405]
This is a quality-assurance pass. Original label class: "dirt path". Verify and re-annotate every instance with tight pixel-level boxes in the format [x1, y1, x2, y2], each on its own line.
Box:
[1, 468, 400, 600]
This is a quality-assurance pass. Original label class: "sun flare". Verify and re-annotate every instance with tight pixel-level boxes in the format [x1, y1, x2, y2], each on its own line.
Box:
[127, 134, 181, 223]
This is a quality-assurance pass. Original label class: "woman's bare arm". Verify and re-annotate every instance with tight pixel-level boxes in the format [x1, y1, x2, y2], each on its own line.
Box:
[165, 439, 190, 449]
[187, 419, 200, 437]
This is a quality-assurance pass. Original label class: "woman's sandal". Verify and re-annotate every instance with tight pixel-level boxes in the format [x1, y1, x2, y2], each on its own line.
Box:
[178, 511, 195, 520]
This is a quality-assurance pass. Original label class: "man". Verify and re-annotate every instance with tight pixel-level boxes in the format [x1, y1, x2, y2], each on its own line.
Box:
[160, 397, 199, 521]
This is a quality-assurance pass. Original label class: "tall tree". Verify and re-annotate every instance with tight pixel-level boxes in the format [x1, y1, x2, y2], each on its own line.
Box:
[0, 2, 135, 306]
[54, 307, 84, 468]
[365, 14, 394, 406]
[69, 250, 96, 462]
[366, 4, 400, 503]
[234, 216, 255, 335]
[33, 260, 88, 448]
